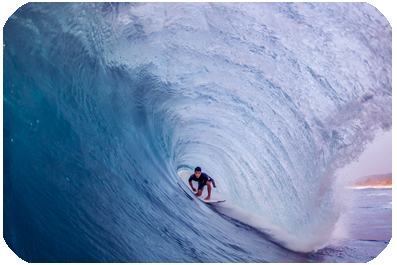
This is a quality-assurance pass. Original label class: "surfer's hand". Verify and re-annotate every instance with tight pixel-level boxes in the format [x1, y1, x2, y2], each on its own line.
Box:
[192, 188, 196, 192]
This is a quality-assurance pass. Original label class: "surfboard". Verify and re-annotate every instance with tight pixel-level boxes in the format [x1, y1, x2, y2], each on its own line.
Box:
[199, 198, 226, 203]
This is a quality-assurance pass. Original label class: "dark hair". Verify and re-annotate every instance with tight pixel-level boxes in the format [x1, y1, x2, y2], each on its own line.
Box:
[195, 167, 201, 172]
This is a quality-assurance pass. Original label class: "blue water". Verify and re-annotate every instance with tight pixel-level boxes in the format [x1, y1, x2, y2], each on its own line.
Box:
[315, 187, 392, 262]
[3, 2, 392, 263]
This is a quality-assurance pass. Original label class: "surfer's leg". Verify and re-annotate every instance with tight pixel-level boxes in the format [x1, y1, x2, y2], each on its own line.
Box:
[197, 182, 206, 197]
[204, 181, 211, 200]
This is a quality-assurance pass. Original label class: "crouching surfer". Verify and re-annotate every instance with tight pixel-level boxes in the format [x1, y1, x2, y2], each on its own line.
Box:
[188, 167, 217, 200]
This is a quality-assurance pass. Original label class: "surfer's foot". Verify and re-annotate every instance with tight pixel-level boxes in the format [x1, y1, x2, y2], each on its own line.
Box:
[204, 196, 210, 200]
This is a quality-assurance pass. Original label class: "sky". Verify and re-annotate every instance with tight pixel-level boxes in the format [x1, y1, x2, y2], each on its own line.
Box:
[336, 130, 392, 180]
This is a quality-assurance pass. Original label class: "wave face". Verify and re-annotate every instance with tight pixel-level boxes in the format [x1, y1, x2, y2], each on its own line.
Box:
[3, 2, 391, 262]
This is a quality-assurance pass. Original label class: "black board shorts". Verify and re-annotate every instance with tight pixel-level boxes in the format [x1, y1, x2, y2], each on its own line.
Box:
[197, 176, 212, 191]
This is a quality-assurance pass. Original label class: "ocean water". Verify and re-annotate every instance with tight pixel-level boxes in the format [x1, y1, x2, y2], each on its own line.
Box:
[3, 2, 392, 263]
[317, 187, 392, 262]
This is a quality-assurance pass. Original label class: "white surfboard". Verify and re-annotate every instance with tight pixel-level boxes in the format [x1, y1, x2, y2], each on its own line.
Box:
[199, 198, 226, 203]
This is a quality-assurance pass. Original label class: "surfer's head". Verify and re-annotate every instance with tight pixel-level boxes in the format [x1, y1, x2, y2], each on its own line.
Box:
[194, 167, 201, 178]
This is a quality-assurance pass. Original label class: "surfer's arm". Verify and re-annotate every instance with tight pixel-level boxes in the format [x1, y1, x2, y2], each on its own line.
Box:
[189, 181, 196, 192]
[212, 179, 217, 188]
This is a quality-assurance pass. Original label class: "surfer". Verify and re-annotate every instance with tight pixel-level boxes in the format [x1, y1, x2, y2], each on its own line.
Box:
[188, 167, 216, 200]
